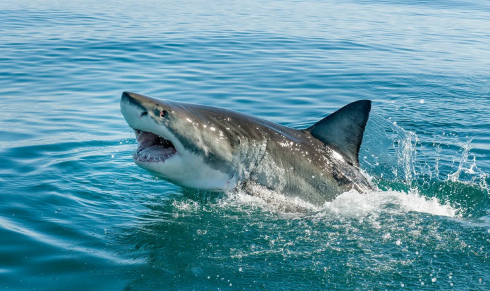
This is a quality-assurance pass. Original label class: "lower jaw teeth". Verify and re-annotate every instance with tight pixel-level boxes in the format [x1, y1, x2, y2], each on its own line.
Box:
[134, 153, 172, 162]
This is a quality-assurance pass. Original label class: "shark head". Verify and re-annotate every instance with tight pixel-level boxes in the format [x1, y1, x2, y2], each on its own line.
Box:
[120, 91, 240, 191]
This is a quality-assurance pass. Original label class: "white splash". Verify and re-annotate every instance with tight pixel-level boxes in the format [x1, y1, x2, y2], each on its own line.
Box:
[218, 184, 458, 218]
[320, 189, 458, 218]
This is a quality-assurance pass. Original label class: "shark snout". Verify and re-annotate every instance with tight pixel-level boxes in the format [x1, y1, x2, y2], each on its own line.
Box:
[121, 91, 148, 110]
[120, 91, 175, 137]
[120, 92, 153, 129]
[121, 91, 171, 112]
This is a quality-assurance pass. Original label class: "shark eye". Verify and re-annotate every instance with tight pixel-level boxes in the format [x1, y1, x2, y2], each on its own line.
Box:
[160, 110, 167, 118]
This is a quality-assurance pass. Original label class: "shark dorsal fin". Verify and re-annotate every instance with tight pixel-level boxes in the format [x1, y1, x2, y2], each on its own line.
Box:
[305, 100, 371, 167]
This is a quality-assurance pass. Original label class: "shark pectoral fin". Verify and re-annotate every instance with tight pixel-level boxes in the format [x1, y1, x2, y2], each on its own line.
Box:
[305, 100, 371, 167]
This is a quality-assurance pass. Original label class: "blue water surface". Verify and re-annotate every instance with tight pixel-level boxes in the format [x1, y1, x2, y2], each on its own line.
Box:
[0, 0, 489, 290]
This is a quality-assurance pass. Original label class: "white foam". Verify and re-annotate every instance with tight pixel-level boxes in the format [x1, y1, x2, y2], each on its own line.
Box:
[218, 185, 459, 218]
[170, 181, 459, 219]
[320, 190, 458, 218]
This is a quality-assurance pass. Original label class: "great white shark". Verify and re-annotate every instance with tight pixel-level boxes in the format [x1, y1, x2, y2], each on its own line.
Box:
[120, 92, 373, 205]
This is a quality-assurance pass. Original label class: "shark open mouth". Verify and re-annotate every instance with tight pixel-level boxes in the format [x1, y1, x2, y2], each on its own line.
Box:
[133, 129, 177, 163]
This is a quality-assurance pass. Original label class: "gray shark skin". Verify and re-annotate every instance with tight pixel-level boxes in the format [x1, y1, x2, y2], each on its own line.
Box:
[120, 92, 373, 205]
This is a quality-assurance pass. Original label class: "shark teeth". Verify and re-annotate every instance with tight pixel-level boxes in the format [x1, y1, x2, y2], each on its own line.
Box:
[132, 129, 177, 163]
[133, 152, 175, 163]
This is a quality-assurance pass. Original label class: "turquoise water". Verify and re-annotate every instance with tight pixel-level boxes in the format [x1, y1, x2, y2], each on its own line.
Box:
[1, 0, 489, 289]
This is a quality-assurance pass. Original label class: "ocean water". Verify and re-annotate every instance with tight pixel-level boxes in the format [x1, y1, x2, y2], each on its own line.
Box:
[1, 0, 489, 290]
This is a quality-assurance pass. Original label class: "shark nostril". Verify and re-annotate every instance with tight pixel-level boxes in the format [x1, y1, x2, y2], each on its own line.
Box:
[141, 111, 148, 117]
